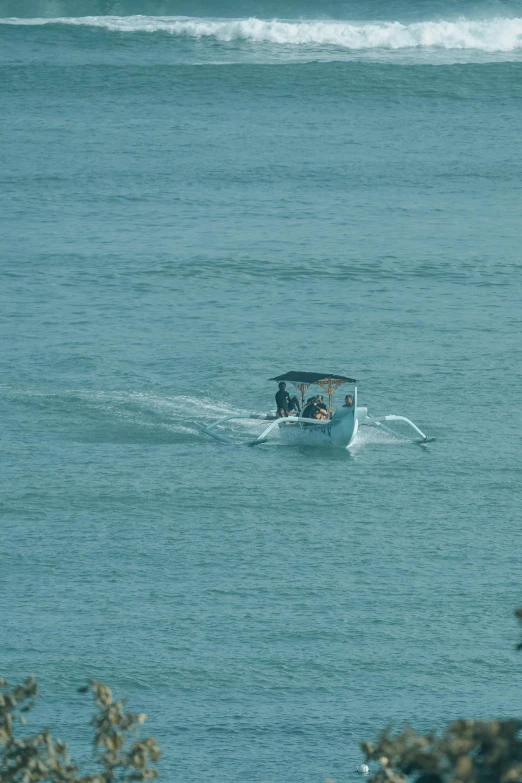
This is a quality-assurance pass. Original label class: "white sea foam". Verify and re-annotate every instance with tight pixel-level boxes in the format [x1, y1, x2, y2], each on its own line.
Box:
[3, 15, 522, 52]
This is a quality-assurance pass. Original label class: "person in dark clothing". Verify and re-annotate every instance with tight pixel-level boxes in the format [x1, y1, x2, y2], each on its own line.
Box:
[302, 396, 321, 420]
[315, 395, 329, 419]
[275, 382, 301, 418]
[343, 394, 354, 407]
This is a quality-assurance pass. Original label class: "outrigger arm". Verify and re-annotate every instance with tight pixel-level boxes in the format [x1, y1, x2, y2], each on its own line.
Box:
[194, 413, 271, 444]
[247, 416, 328, 446]
[361, 414, 433, 442]
[200, 413, 268, 431]
[195, 414, 331, 446]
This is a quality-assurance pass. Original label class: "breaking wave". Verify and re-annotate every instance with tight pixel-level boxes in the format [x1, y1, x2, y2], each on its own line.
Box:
[3, 14, 522, 52]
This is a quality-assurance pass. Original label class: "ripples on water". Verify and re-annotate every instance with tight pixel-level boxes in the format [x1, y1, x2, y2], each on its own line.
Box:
[1, 5, 521, 782]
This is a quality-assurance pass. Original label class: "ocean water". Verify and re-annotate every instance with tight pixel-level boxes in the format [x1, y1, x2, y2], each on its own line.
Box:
[1, 1, 521, 781]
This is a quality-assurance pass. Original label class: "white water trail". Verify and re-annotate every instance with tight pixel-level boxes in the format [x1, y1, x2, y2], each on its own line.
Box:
[3, 15, 522, 52]
[2, 385, 262, 442]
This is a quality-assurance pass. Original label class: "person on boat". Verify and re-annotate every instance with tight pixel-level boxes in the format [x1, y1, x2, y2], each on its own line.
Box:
[302, 396, 321, 419]
[343, 394, 354, 407]
[275, 382, 301, 418]
[315, 395, 329, 419]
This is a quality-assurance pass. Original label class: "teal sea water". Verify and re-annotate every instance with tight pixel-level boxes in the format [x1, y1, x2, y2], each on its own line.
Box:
[1, 1, 521, 780]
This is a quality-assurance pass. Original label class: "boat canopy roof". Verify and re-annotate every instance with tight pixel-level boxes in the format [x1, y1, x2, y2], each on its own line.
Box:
[269, 371, 357, 385]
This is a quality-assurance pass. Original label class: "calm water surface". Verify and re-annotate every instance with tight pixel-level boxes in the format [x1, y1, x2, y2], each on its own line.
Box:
[1, 1, 521, 780]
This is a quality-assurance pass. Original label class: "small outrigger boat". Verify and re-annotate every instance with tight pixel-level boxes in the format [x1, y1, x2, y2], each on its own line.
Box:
[197, 371, 433, 448]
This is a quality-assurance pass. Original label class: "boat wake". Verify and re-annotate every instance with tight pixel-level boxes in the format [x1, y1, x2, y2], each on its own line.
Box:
[2, 385, 268, 445]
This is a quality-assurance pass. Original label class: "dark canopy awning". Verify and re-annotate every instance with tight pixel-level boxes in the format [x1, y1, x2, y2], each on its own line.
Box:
[269, 371, 357, 384]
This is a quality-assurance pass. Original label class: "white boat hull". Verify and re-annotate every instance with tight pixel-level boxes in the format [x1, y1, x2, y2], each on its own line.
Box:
[278, 404, 358, 448]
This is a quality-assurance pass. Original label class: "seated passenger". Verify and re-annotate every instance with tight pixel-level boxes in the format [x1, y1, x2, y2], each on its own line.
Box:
[275, 382, 301, 418]
[343, 394, 354, 407]
[315, 395, 329, 419]
[302, 396, 321, 419]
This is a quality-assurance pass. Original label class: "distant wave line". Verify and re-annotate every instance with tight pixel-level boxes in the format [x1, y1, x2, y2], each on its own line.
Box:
[3, 15, 522, 52]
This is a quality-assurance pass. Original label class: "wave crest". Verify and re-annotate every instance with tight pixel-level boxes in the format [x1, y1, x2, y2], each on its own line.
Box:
[3, 15, 522, 52]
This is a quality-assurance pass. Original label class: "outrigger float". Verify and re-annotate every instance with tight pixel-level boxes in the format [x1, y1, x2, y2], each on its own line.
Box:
[197, 371, 434, 448]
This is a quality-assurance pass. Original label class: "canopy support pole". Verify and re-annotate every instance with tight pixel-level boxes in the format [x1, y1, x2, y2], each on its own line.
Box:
[292, 382, 310, 408]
